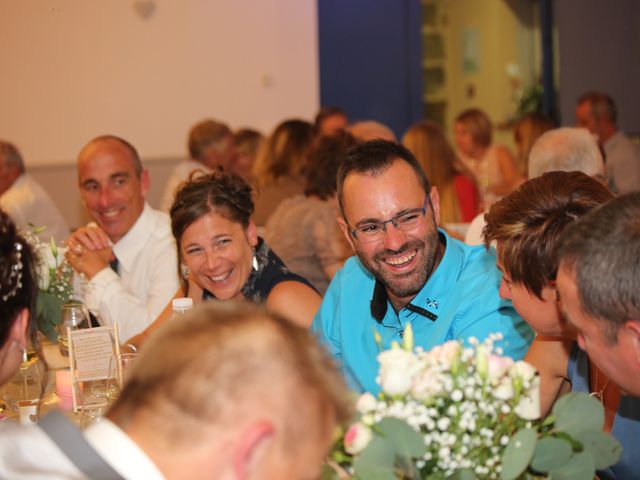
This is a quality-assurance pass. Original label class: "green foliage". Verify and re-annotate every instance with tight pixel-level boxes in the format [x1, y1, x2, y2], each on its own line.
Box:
[501, 428, 537, 480]
[36, 292, 64, 342]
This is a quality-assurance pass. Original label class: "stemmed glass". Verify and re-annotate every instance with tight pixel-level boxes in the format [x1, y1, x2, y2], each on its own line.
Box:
[58, 302, 91, 356]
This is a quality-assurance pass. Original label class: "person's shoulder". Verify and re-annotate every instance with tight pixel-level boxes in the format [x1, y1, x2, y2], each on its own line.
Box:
[449, 236, 500, 289]
[325, 256, 372, 296]
[145, 207, 174, 240]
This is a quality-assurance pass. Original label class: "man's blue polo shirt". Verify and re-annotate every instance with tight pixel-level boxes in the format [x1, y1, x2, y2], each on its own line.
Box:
[311, 229, 534, 394]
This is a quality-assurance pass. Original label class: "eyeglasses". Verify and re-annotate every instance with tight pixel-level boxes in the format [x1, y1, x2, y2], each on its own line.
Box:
[347, 196, 430, 244]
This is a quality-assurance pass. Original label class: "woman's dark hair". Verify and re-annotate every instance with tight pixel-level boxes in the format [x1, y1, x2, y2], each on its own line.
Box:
[170, 172, 254, 292]
[304, 130, 357, 200]
[0, 209, 38, 350]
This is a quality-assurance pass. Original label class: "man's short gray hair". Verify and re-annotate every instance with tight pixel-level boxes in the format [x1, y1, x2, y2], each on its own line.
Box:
[0, 141, 25, 174]
[528, 128, 604, 179]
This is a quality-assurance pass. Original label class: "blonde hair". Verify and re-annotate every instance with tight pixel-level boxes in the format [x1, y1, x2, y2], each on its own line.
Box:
[109, 301, 352, 445]
[513, 113, 555, 177]
[403, 121, 477, 224]
[252, 119, 313, 189]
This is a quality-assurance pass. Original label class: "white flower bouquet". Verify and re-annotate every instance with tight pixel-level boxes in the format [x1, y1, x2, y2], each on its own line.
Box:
[25, 229, 75, 341]
[325, 327, 621, 479]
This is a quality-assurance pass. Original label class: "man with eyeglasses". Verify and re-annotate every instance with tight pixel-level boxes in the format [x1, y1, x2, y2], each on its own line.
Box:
[312, 140, 533, 394]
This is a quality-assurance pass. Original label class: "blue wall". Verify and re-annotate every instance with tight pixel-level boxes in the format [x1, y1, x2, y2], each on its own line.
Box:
[318, 0, 423, 139]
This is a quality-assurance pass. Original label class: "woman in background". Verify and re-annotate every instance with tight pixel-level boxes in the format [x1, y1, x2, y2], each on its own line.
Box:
[232, 128, 264, 183]
[403, 120, 479, 225]
[265, 131, 355, 294]
[0, 210, 38, 387]
[252, 119, 314, 226]
[454, 108, 519, 208]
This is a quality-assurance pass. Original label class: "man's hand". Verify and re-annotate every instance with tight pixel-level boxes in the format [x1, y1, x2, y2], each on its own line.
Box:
[66, 225, 111, 252]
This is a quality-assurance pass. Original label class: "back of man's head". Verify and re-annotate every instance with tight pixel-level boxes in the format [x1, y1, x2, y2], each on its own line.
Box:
[557, 192, 640, 342]
[108, 302, 351, 475]
[528, 127, 604, 179]
[188, 119, 232, 162]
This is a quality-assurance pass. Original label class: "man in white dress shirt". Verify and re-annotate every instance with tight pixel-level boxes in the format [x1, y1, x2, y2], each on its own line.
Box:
[0, 140, 69, 242]
[159, 118, 235, 212]
[0, 302, 351, 479]
[65, 135, 179, 341]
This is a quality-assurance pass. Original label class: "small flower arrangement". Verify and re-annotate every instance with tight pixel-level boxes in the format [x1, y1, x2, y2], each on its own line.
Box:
[25, 228, 75, 341]
[325, 327, 621, 479]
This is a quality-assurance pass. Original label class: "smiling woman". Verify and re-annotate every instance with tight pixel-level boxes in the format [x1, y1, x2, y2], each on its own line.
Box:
[127, 171, 321, 348]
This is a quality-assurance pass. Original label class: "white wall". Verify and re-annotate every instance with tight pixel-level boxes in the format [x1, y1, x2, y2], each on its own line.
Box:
[0, 0, 319, 166]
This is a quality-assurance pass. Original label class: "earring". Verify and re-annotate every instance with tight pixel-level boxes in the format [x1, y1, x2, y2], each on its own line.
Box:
[180, 263, 190, 279]
[252, 255, 259, 272]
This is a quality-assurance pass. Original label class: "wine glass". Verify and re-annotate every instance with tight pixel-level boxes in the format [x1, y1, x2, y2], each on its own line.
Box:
[80, 398, 108, 429]
[58, 302, 91, 356]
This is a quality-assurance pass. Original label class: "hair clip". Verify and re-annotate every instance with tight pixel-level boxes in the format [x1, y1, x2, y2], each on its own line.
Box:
[1, 242, 23, 301]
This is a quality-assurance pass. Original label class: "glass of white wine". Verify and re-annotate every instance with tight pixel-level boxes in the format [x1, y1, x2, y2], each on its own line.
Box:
[106, 353, 139, 404]
[58, 302, 91, 356]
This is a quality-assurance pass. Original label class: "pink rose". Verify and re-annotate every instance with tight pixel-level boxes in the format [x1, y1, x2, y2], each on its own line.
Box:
[344, 422, 373, 455]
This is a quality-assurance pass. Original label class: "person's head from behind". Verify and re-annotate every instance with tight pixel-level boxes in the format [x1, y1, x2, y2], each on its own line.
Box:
[0, 141, 25, 196]
[0, 210, 37, 386]
[483, 171, 614, 336]
[315, 106, 348, 138]
[513, 113, 555, 176]
[556, 192, 640, 396]
[347, 120, 396, 142]
[77, 135, 149, 243]
[402, 120, 467, 223]
[170, 171, 256, 300]
[252, 119, 314, 187]
[108, 301, 352, 479]
[527, 127, 605, 180]
[337, 140, 441, 308]
[188, 119, 235, 171]
[304, 130, 357, 201]
[453, 108, 492, 158]
[233, 128, 264, 182]
[576, 91, 618, 142]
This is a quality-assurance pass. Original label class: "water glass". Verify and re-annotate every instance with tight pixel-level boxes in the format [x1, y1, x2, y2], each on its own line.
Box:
[58, 303, 90, 356]
[80, 398, 108, 429]
[106, 353, 139, 403]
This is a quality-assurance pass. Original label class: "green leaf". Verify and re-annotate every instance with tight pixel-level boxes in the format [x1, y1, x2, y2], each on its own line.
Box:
[572, 430, 622, 469]
[530, 437, 572, 472]
[500, 428, 537, 480]
[549, 451, 595, 480]
[353, 436, 397, 480]
[36, 292, 64, 342]
[446, 469, 477, 480]
[377, 417, 427, 458]
[320, 464, 339, 480]
[552, 393, 603, 436]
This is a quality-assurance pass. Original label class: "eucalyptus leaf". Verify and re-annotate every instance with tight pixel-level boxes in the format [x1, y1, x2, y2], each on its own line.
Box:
[549, 451, 595, 480]
[36, 292, 63, 342]
[446, 469, 476, 480]
[500, 428, 537, 480]
[377, 417, 427, 458]
[353, 436, 397, 480]
[530, 437, 572, 472]
[572, 430, 622, 469]
[552, 393, 603, 436]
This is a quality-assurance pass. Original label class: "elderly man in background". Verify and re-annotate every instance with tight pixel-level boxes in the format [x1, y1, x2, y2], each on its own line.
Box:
[464, 127, 606, 245]
[65, 135, 178, 341]
[313, 140, 533, 394]
[160, 118, 235, 211]
[0, 140, 69, 242]
[576, 91, 640, 194]
[0, 302, 351, 479]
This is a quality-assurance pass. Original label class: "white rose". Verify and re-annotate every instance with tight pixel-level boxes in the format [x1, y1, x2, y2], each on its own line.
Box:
[377, 348, 416, 396]
[487, 355, 514, 383]
[411, 368, 444, 400]
[356, 392, 378, 414]
[344, 422, 373, 455]
[515, 375, 541, 420]
[510, 361, 537, 382]
[493, 377, 514, 400]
